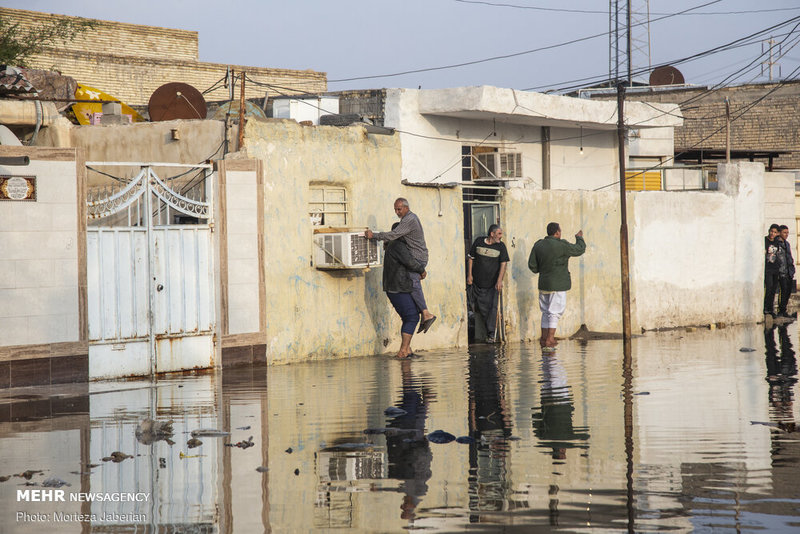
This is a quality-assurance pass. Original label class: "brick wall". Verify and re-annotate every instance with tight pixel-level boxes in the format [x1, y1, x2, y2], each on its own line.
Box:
[593, 81, 800, 170]
[1, 7, 198, 62]
[2, 7, 327, 107]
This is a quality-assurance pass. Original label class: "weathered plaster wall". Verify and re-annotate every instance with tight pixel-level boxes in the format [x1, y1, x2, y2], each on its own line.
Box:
[243, 119, 466, 363]
[502, 162, 764, 338]
[631, 162, 764, 330]
[69, 120, 225, 186]
[0, 154, 81, 346]
[502, 189, 625, 338]
[549, 126, 618, 191]
[764, 171, 795, 234]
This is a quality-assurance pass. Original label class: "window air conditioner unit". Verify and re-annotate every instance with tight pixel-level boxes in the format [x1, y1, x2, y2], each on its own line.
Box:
[313, 231, 382, 269]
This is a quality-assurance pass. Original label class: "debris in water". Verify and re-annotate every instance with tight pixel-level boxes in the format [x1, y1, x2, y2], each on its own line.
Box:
[384, 407, 407, 417]
[634, 392, 651, 395]
[285, 447, 293, 454]
[187, 438, 203, 449]
[236, 426, 251, 431]
[102, 452, 132, 463]
[0, 476, 10, 482]
[294, 468, 300, 476]
[739, 347, 756, 352]
[191, 429, 230, 437]
[427, 430, 456, 444]
[455, 436, 475, 444]
[226, 436, 254, 449]
[135, 419, 174, 445]
[42, 477, 70, 488]
[179, 452, 204, 459]
[15, 470, 43, 480]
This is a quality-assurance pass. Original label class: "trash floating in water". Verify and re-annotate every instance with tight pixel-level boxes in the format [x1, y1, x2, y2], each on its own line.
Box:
[135, 419, 174, 445]
[739, 347, 756, 352]
[294, 468, 300, 476]
[427, 430, 456, 444]
[42, 477, 70, 488]
[285, 447, 293, 454]
[102, 452, 131, 463]
[256, 466, 269, 473]
[455, 436, 475, 444]
[191, 429, 230, 437]
[236, 426, 251, 431]
[634, 391, 651, 395]
[751, 420, 798, 432]
[187, 438, 203, 449]
[384, 407, 407, 417]
[226, 436, 254, 449]
[16, 471, 41, 480]
[179, 452, 205, 459]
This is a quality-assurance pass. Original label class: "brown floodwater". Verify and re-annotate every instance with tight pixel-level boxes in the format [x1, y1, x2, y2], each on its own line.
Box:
[1, 323, 799, 533]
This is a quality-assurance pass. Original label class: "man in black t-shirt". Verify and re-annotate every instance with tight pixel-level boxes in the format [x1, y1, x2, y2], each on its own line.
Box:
[467, 224, 509, 342]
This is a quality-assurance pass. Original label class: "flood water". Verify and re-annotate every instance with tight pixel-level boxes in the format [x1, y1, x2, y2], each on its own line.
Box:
[1, 323, 799, 533]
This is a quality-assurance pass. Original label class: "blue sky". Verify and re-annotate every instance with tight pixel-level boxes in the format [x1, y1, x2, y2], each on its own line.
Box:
[8, 0, 800, 92]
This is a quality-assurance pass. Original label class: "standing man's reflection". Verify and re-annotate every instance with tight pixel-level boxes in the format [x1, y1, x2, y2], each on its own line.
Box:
[764, 325, 798, 430]
[386, 359, 433, 523]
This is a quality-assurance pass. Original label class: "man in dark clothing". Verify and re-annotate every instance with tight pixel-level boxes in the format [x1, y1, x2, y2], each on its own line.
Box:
[367, 198, 436, 333]
[765, 223, 784, 317]
[778, 225, 796, 318]
[383, 223, 427, 358]
[467, 224, 509, 342]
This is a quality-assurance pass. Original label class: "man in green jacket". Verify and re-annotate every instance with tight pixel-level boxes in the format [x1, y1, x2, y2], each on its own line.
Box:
[528, 222, 586, 350]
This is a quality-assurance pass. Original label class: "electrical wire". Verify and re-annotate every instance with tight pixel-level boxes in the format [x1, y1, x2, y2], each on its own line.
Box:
[328, 0, 725, 83]
[592, 61, 800, 191]
[453, 0, 800, 16]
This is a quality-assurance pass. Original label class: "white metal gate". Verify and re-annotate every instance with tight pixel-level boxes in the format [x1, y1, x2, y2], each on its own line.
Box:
[86, 163, 215, 379]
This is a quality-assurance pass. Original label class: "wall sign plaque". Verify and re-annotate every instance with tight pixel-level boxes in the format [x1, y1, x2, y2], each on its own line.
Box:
[0, 176, 36, 201]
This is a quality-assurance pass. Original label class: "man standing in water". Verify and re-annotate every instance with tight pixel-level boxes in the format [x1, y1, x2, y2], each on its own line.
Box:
[366, 198, 436, 333]
[528, 222, 586, 351]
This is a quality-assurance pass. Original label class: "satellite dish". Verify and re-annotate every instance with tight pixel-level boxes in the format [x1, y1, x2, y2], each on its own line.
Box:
[148, 82, 207, 121]
[649, 66, 685, 86]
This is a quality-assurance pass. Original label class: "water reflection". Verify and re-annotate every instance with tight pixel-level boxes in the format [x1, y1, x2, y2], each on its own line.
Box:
[0, 324, 799, 532]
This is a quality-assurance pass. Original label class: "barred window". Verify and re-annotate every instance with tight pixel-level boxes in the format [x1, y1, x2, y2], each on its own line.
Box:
[309, 186, 348, 226]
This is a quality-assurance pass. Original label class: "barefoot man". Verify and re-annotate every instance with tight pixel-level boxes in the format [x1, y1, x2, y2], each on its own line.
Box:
[528, 222, 585, 350]
[366, 198, 436, 333]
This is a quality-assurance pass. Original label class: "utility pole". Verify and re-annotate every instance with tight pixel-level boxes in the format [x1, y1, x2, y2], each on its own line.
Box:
[617, 84, 632, 339]
[725, 97, 731, 163]
[238, 71, 246, 151]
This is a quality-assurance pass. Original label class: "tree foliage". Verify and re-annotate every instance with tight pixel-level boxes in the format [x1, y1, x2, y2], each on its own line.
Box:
[0, 14, 96, 67]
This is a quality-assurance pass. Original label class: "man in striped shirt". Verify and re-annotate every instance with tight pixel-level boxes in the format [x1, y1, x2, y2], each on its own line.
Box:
[366, 198, 437, 333]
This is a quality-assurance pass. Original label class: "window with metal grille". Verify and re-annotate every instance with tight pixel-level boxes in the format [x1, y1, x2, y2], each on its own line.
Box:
[309, 186, 348, 226]
[499, 152, 522, 178]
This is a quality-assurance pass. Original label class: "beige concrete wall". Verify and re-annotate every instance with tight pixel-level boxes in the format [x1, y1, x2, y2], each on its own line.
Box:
[765, 171, 795, 234]
[68, 119, 226, 186]
[0, 151, 81, 346]
[224, 168, 261, 335]
[631, 163, 764, 330]
[502, 188, 624, 338]
[243, 119, 466, 363]
[501, 162, 764, 338]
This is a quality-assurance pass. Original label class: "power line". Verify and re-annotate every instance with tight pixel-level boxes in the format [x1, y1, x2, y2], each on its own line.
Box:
[328, 0, 724, 83]
[452, 0, 800, 16]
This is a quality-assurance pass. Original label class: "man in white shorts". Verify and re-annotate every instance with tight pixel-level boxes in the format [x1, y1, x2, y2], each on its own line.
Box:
[528, 222, 586, 350]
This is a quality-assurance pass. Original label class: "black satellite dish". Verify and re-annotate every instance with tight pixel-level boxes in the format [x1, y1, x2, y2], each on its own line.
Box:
[148, 82, 207, 121]
[649, 66, 685, 86]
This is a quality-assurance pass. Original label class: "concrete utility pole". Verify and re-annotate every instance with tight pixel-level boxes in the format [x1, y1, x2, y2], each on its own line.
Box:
[238, 71, 246, 151]
[725, 97, 731, 163]
[617, 84, 632, 339]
